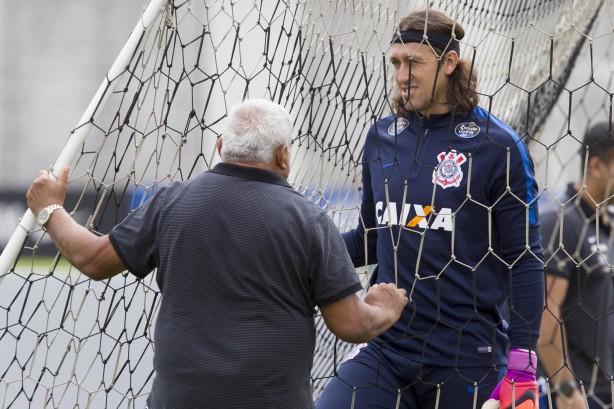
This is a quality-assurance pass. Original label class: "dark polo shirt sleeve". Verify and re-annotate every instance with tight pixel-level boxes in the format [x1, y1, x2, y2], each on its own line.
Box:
[109, 186, 168, 279]
[311, 211, 363, 307]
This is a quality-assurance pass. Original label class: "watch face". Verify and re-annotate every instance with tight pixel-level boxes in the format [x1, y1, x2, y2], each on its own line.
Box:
[559, 381, 575, 397]
[38, 209, 50, 225]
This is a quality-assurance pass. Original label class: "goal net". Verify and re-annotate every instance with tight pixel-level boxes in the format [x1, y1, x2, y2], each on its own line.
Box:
[1, 0, 613, 407]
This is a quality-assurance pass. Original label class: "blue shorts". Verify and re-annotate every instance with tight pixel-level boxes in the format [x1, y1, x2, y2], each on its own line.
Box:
[316, 343, 504, 409]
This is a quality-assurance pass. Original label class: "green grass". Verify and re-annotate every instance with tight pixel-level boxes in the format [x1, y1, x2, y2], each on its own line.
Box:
[12, 255, 74, 277]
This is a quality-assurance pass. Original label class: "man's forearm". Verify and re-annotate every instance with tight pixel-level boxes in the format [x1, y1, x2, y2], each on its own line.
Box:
[320, 283, 407, 343]
[44, 209, 124, 280]
[538, 274, 577, 384]
[538, 304, 576, 383]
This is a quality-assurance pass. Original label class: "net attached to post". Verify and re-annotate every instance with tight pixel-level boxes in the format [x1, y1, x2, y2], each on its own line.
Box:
[1, 1, 613, 408]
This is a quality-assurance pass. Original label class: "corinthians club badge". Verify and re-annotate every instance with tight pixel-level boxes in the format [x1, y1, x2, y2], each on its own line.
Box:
[433, 150, 467, 189]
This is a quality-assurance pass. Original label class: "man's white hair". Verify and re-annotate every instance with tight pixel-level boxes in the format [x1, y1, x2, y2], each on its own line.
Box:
[221, 99, 293, 164]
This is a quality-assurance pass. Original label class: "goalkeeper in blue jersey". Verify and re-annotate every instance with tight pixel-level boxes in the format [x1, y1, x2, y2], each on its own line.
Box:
[316, 9, 544, 409]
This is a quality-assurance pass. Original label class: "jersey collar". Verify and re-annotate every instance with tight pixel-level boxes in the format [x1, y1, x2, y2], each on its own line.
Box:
[407, 110, 458, 129]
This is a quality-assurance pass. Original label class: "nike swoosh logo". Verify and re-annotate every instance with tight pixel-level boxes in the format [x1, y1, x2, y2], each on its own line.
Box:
[467, 383, 490, 393]
[502, 389, 536, 409]
[382, 162, 395, 169]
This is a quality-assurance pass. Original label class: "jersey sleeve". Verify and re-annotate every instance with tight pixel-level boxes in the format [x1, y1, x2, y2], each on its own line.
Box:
[342, 125, 379, 267]
[491, 136, 544, 350]
[311, 212, 363, 307]
[108, 187, 167, 279]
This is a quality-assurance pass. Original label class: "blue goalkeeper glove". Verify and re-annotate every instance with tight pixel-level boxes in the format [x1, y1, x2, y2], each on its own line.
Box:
[481, 349, 539, 409]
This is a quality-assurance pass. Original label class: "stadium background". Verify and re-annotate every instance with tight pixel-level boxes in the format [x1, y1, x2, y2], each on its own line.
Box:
[0, 2, 143, 253]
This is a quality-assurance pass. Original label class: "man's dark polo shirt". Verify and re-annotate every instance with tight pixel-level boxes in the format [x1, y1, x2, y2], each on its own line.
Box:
[109, 162, 363, 409]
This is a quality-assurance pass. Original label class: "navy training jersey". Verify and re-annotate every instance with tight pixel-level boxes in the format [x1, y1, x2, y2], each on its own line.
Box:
[343, 107, 544, 367]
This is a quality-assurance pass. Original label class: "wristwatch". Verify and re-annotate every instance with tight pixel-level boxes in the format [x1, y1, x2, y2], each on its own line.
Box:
[557, 380, 578, 398]
[37, 204, 64, 227]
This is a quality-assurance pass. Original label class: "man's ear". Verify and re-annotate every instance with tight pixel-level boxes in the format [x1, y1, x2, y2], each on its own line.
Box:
[216, 137, 223, 156]
[587, 156, 606, 178]
[443, 50, 459, 75]
[274, 144, 289, 171]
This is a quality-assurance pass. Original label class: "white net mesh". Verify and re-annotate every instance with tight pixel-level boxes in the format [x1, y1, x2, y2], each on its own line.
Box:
[1, 0, 613, 407]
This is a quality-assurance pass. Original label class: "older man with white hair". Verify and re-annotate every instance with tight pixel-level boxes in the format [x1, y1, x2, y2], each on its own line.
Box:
[26, 98, 408, 409]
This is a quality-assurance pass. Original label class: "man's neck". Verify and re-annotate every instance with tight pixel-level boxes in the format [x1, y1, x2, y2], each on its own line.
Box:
[225, 160, 287, 180]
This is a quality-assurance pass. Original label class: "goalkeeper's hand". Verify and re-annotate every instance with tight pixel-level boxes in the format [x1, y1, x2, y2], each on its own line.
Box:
[481, 349, 539, 409]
